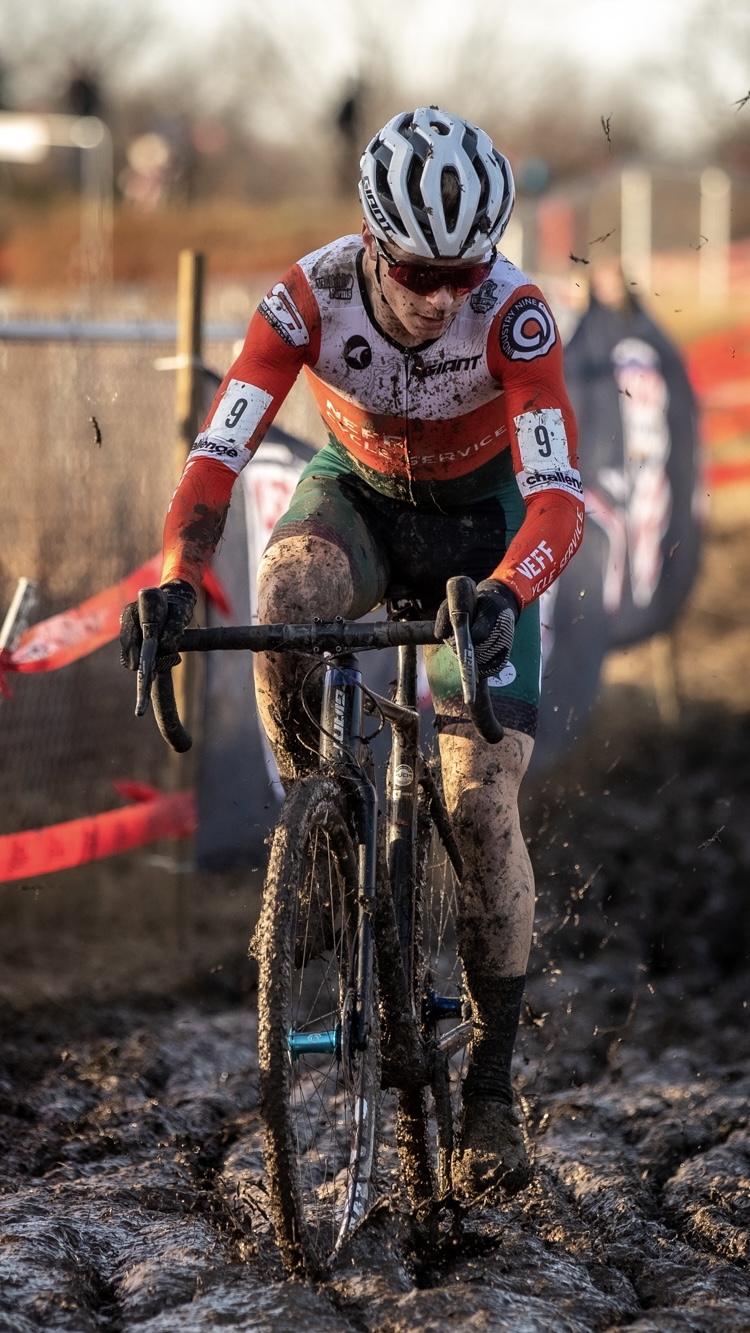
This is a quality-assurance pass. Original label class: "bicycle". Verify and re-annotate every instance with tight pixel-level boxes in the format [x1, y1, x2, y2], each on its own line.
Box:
[134, 576, 503, 1278]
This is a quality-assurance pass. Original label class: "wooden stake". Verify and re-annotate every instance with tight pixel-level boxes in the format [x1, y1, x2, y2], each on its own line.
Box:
[171, 251, 206, 790]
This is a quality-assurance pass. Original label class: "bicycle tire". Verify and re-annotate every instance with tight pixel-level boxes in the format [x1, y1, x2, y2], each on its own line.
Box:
[396, 774, 467, 1208]
[256, 773, 380, 1277]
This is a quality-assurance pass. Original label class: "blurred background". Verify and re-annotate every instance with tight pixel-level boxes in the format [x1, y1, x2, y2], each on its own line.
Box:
[0, 0, 749, 311]
[1, 0, 749, 1005]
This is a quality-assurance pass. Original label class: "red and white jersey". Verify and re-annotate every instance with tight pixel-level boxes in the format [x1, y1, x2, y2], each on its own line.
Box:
[162, 235, 583, 608]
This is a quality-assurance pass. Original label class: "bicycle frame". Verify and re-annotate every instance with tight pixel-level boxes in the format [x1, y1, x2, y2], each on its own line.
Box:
[302, 639, 465, 1088]
[135, 581, 496, 1074]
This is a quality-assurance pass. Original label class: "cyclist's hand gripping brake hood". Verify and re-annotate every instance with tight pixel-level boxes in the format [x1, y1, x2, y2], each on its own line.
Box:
[435, 579, 520, 679]
[119, 579, 197, 672]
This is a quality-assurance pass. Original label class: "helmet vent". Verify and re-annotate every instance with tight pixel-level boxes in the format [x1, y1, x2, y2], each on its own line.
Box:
[441, 167, 462, 233]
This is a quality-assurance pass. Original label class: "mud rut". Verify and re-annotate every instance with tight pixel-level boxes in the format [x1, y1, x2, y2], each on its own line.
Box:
[1, 702, 749, 1333]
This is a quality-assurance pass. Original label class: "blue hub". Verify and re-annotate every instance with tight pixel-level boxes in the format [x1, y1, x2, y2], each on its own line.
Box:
[424, 988, 463, 1023]
[287, 1024, 341, 1061]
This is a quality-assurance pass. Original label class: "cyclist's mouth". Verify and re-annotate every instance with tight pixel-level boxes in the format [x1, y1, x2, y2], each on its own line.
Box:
[415, 312, 450, 331]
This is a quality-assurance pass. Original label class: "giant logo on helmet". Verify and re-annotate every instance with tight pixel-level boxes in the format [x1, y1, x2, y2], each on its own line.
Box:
[500, 296, 556, 362]
[362, 177, 396, 236]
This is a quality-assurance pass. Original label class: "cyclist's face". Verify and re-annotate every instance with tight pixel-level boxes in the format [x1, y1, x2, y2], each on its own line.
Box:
[361, 224, 473, 344]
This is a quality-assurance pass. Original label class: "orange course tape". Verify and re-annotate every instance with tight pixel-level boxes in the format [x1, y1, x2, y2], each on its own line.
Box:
[1, 557, 231, 676]
[686, 323, 750, 449]
[0, 783, 197, 883]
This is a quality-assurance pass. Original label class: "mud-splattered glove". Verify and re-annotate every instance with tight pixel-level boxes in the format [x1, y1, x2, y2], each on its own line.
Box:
[435, 579, 519, 679]
[119, 579, 197, 672]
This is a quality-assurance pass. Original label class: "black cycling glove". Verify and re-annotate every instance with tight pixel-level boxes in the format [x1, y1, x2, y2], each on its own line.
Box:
[435, 579, 520, 679]
[119, 579, 197, 672]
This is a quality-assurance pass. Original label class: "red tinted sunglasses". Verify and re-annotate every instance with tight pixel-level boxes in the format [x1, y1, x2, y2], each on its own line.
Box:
[376, 239, 495, 297]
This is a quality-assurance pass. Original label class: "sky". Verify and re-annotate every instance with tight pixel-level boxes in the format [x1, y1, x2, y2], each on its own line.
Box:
[1, 0, 748, 158]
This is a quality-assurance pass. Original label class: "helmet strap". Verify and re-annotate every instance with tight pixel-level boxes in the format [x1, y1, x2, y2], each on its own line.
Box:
[374, 250, 396, 314]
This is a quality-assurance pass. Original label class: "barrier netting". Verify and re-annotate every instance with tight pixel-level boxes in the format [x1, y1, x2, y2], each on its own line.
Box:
[0, 557, 228, 883]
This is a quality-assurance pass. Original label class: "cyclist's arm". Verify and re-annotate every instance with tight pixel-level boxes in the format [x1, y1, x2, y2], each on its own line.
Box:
[161, 266, 322, 590]
[486, 285, 584, 609]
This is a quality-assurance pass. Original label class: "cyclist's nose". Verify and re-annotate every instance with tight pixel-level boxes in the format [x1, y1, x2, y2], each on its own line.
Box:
[425, 285, 459, 314]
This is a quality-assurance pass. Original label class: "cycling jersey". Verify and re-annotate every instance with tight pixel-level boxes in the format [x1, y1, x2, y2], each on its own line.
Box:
[162, 235, 583, 609]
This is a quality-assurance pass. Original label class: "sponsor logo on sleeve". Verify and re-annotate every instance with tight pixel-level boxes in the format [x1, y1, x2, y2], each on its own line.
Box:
[190, 440, 239, 461]
[259, 283, 310, 347]
[517, 540, 555, 582]
[517, 467, 584, 500]
[500, 295, 556, 361]
[314, 272, 354, 300]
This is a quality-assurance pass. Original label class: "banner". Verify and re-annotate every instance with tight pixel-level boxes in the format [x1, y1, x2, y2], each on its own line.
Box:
[562, 294, 702, 649]
[1, 559, 230, 678]
[0, 782, 196, 883]
[534, 294, 702, 768]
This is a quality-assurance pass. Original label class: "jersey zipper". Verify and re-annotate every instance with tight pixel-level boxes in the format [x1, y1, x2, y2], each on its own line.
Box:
[403, 348, 416, 505]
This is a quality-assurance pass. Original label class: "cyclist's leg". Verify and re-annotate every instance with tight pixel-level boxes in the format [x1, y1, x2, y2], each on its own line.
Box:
[254, 472, 388, 783]
[424, 602, 541, 1195]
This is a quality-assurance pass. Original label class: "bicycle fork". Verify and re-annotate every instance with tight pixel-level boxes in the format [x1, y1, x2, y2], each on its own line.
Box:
[319, 654, 377, 1053]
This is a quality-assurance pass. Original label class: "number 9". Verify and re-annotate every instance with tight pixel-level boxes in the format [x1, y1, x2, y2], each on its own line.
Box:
[225, 398, 248, 429]
[534, 424, 552, 458]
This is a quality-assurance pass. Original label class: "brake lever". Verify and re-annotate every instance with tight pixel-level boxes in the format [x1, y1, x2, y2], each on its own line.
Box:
[445, 575, 504, 744]
[446, 576, 477, 705]
[135, 587, 168, 717]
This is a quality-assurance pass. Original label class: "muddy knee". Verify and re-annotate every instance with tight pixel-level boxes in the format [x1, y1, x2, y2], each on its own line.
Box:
[257, 535, 355, 623]
[255, 536, 356, 783]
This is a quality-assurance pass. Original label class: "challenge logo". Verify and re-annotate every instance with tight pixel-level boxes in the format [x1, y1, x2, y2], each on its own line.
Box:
[343, 335, 372, 370]
[191, 439, 239, 460]
[315, 272, 354, 301]
[523, 467, 583, 497]
[500, 296, 556, 362]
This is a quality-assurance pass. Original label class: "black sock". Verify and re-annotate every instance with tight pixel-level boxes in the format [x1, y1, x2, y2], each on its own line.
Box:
[462, 973, 526, 1106]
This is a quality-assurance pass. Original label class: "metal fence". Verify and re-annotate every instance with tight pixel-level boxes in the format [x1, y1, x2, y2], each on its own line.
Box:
[1, 334, 212, 831]
[0, 311, 331, 1002]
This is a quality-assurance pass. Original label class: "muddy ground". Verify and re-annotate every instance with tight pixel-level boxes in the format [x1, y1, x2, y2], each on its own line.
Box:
[2, 490, 750, 1332]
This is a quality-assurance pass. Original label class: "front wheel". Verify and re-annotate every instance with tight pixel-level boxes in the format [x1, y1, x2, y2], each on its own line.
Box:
[396, 775, 468, 1208]
[256, 773, 380, 1277]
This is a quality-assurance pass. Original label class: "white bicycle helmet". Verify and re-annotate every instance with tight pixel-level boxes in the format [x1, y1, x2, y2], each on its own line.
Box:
[359, 107, 515, 261]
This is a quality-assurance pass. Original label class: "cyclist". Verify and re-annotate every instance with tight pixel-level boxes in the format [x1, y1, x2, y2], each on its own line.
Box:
[121, 107, 584, 1199]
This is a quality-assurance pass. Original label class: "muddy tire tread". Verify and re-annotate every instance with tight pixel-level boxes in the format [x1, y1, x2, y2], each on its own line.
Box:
[395, 782, 462, 1207]
[256, 773, 378, 1277]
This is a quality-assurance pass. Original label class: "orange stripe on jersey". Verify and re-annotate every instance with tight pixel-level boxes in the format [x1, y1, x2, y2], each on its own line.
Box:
[304, 372, 510, 483]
